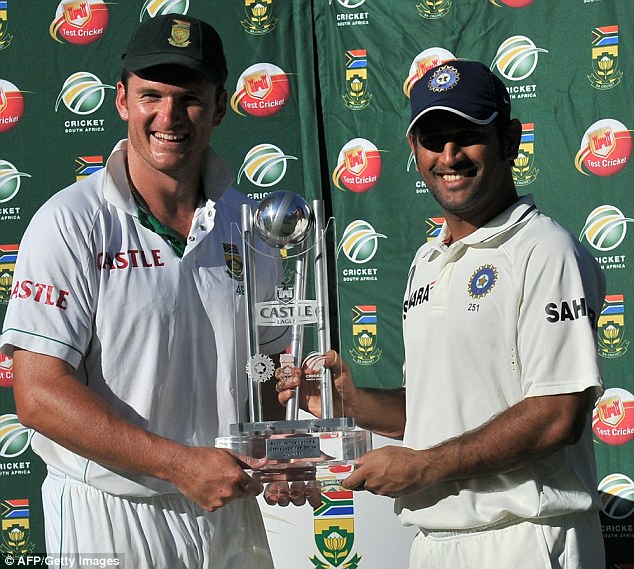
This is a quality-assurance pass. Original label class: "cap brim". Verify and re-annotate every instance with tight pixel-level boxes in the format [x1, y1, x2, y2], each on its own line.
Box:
[406, 107, 498, 137]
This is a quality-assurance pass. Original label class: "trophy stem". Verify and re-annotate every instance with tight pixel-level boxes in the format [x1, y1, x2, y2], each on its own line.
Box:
[241, 204, 262, 423]
[313, 200, 334, 419]
[286, 242, 309, 421]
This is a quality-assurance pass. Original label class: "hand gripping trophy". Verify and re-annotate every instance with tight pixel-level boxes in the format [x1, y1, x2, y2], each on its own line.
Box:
[216, 191, 371, 481]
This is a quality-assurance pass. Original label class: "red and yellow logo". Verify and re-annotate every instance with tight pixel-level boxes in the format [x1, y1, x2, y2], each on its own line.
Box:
[50, 0, 109, 45]
[403, 48, 456, 97]
[575, 119, 632, 177]
[332, 138, 382, 193]
[231, 63, 290, 117]
[0, 80, 24, 133]
[593, 388, 634, 445]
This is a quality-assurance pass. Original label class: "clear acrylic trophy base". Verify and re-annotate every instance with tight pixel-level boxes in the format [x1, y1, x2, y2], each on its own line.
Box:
[215, 417, 371, 482]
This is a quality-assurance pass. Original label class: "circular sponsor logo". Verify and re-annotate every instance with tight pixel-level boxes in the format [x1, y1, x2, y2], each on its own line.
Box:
[0, 414, 33, 458]
[598, 473, 634, 519]
[55, 72, 115, 115]
[468, 265, 498, 299]
[139, 0, 189, 21]
[50, 0, 109, 45]
[429, 65, 460, 92]
[403, 48, 456, 97]
[338, 220, 386, 264]
[492, 36, 548, 81]
[580, 205, 633, 251]
[575, 119, 632, 177]
[231, 63, 290, 118]
[592, 388, 634, 445]
[332, 138, 382, 193]
[237, 144, 297, 187]
[0, 80, 25, 133]
[0, 160, 30, 203]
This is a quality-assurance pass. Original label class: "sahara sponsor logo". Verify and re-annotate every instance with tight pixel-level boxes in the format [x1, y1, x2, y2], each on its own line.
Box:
[349, 305, 382, 366]
[593, 388, 634, 445]
[241, 0, 278, 35]
[491, 36, 547, 101]
[402, 47, 456, 98]
[342, 49, 372, 110]
[332, 138, 382, 193]
[579, 205, 632, 271]
[231, 63, 290, 117]
[598, 294, 629, 359]
[512, 123, 539, 186]
[0, 0, 13, 50]
[139, 0, 189, 22]
[416, 0, 452, 19]
[237, 144, 297, 188]
[588, 25, 623, 90]
[0, 79, 24, 133]
[49, 0, 109, 45]
[0, 244, 17, 304]
[0, 498, 35, 557]
[575, 119, 632, 176]
[312, 465, 362, 569]
[0, 354, 12, 388]
[489, 0, 535, 7]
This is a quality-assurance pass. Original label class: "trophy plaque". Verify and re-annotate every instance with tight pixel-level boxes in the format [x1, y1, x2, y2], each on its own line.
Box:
[215, 191, 371, 482]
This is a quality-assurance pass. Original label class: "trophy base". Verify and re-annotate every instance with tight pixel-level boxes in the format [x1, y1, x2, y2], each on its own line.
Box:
[215, 417, 371, 482]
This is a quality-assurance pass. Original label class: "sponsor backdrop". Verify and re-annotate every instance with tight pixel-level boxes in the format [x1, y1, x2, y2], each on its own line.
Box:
[0, 0, 632, 567]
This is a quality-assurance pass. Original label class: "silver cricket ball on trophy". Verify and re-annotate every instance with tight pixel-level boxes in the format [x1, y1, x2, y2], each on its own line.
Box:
[254, 191, 314, 248]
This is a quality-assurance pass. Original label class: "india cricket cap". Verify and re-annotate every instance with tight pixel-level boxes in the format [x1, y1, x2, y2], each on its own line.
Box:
[406, 60, 511, 137]
[122, 14, 228, 85]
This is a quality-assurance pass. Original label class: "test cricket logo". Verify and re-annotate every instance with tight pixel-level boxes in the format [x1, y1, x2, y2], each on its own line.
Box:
[139, 0, 189, 21]
[241, 0, 278, 35]
[402, 48, 455, 97]
[49, 0, 109, 45]
[491, 35, 548, 81]
[349, 305, 382, 366]
[332, 139, 382, 193]
[0, 499, 34, 557]
[593, 388, 634, 446]
[417, 0, 452, 19]
[489, 0, 535, 6]
[0, 0, 13, 50]
[311, 465, 361, 569]
[237, 144, 297, 188]
[0, 354, 12, 388]
[0, 79, 24, 133]
[231, 63, 290, 117]
[223, 243, 244, 282]
[598, 294, 629, 359]
[575, 119, 632, 176]
[0, 244, 17, 304]
[55, 71, 115, 115]
[599, 473, 634, 520]
[342, 50, 372, 110]
[588, 25, 623, 90]
[0, 160, 29, 204]
[512, 123, 539, 186]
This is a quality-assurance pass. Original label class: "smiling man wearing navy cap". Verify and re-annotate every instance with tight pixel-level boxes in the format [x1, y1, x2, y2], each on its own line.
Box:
[2, 14, 294, 568]
[276, 60, 607, 568]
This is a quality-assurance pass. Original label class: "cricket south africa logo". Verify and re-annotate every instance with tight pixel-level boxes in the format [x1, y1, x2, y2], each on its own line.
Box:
[0, 414, 33, 458]
[332, 139, 382, 193]
[0, 0, 13, 50]
[491, 35, 548, 81]
[599, 474, 634, 520]
[0, 160, 29, 203]
[237, 144, 297, 187]
[598, 294, 629, 359]
[241, 0, 277, 35]
[349, 305, 382, 365]
[0, 244, 17, 304]
[0, 79, 24, 133]
[337, 220, 386, 264]
[342, 50, 371, 110]
[55, 72, 115, 115]
[588, 25, 623, 90]
[49, 0, 109, 44]
[417, 0, 452, 19]
[512, 123, 539, 186]
[1, 499, 35, 557]
[402, 48, 456, 97]
[579, 205, 633, 252]
[231, 63, 290, 117]
[575, 119, 632, 176]
[139, 0, 189, 21]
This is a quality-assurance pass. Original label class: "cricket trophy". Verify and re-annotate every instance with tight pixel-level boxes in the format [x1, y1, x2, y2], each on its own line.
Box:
[216, 191, 371, 481]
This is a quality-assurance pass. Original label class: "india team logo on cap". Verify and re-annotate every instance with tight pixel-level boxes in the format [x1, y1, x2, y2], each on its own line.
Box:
[403, 48, 456, 97]
[0, 79, 24, 133]
[49, 0, 109, 45]
[575, 119, 632, 177]
[428, 65, 459, 92]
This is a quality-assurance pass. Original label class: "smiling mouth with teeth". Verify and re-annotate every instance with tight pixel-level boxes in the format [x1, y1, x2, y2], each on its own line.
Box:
[154, 132, 187, 142]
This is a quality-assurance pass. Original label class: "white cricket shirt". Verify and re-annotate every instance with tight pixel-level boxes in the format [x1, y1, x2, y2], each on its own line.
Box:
[1, 140, 289, 496]
[397, 195, 605, 530]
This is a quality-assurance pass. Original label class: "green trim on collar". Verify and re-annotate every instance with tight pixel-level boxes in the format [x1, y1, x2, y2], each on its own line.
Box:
[137, 206, 186, 258]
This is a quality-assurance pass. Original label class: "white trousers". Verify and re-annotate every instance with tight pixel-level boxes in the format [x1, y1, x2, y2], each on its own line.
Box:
[409, 512, 606, 569]
[42, 469, 274, 569]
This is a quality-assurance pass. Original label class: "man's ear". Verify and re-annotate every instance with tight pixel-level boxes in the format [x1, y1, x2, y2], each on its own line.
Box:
[115, 82, 129, 122]
[505, 118, 522, 161]
[408, 134, 420, 173]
